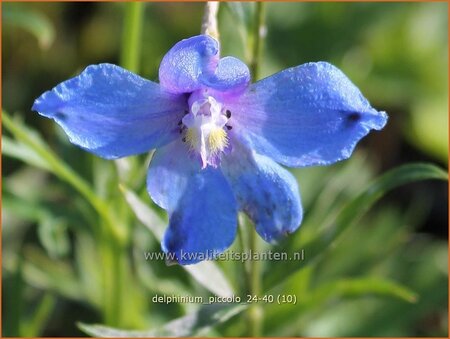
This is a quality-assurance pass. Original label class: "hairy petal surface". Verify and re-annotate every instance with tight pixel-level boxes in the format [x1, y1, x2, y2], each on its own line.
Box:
[228, 62, 388, 167]
[147, 141, 237, 264]
[222, 140, 302, 243]
[159, 35, 219, 94]
[202, 56, 250, 93]
[32, 63, 186, 159]
[159, 35, 250, 94]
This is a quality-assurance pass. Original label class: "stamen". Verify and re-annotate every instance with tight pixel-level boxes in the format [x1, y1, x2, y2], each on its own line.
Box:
[185, 128, 199, 151]
[208, 128, 228, 155]
[181, 95, 231, 167]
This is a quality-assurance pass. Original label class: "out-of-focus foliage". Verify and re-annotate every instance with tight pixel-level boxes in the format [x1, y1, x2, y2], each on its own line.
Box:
[222, 2, 449, 165]
[3, 4, 55, 50]
[2, 2, 448, 337]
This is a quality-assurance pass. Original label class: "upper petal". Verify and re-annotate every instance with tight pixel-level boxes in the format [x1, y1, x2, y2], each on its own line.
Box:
[228, 62, 388, 167]
[32, 63, 186, 159]
[159, 35, 220, 94]
[202, 56, 251, 93]
[222, 140, 303, 243]
[159, 35, 250, 94]
[147, 141, 237, 264]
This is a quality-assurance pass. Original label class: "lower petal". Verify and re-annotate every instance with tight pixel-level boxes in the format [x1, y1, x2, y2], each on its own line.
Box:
[147, 141, 237, 264]
[222, 142, 303, 243]
[147, 141, 200, 211]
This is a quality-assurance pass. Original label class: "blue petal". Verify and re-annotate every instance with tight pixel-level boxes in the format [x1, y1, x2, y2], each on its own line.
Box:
[147, 141, 237, 264]
[159, 35, 220, 94]
[222, 141, 302, 243]
[229, 62, 388, 167]
[159, 35, 250, 94]
[202, 56, 250, 93]
[147, 140, 199, 211]
[33, 63, 186, 159]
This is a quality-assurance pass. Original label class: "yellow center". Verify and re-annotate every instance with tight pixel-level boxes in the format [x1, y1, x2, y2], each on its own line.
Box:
[208, 128, 229, 155]
[181, 95, 230, 168]
[185, 128, 199, 151]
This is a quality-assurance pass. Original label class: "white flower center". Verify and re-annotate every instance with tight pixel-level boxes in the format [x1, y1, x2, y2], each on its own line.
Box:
[182, 96, 230, 168]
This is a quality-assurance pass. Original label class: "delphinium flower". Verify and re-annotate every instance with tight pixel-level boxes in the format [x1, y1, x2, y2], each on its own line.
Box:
[33, 35, 387, 264]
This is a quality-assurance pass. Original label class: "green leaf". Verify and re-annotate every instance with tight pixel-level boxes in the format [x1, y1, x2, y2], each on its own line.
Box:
[78, 303, 246, 337]
[407, 95, 448, 163]
[301, 277, 418, 309]
[184, 261, 235, 298]
[120, 185, 235, 298]
[37, 217, 71, 259]
[264, 163, 448, 290]
[225, 2, 254, 30]
[4, 4, 55, 49]
[2, 111, 124, 243]
[120, 185, 166, 239]
[21, 293, 56, 337]
[3, 136, 51, 171]
[2, 256, 24, 337]
[74, 233, 103, 308]
[2, 193, 46, 224]
[3, 247, 82, 301]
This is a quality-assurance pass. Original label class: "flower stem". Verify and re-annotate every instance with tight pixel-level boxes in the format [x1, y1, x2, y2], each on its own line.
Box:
[100, 227, 127, 327]
[250, 2, 266, 81]
[201, 1, 220, 40]
[120, 2, 144, 73]
[245, 4, 266, 336]
[247, 223, 263, 337]
[101, 2, 145, 327]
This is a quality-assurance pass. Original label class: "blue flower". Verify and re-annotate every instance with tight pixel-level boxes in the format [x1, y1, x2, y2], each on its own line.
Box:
[33, 35, 387, 264]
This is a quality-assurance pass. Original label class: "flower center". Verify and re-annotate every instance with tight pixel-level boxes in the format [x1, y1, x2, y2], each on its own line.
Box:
[181, 95, 231, 168]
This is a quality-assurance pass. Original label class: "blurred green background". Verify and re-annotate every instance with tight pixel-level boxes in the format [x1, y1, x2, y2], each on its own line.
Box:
[2, 2, 448, 337]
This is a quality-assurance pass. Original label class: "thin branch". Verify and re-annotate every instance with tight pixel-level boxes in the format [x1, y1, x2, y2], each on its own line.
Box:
[201, 2, 220, 40]
[250, 2, 266, 81]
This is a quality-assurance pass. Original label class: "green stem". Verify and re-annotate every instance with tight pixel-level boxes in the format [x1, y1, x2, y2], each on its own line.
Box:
[239, 216, 263, 337]
[245, 4, 266, 336]
[23, 293, 56, 337]
[249, 2, 266, 81]
[120, 2, 144, 73]
[247, 223, 263, 337]
[117, 1, 144, 194]
[236, 214, 249, 295]
[101, 3, 145, 326]
[100, 229, 125, 326]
